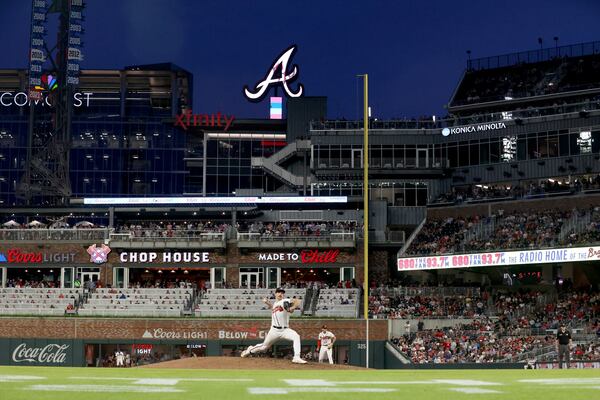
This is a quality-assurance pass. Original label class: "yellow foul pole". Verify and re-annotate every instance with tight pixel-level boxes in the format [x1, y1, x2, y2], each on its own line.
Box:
[362, 74, 369, 368]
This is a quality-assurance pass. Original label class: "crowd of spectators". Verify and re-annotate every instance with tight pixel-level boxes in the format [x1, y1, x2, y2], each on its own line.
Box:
[406, 216, 481, 255]
[431, 178, 597, 206]
[370, 293, 487, 319]
[392, 315, 600, 364]
[563, 206, 600, 246]
[392, 321, 555, 363]
[492, 290, 543, 318]
[464, 209, 568, 251]
[128, 279, 197, 289]
[237, 220, 358, 237]
[6, 279, 60, 288]
[453, 54, 600, 106]
[116, 221, 229, 238]
[406, 205, 600, 256]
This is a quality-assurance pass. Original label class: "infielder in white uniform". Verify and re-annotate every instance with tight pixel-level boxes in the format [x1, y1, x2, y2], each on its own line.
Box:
[115, 350, 124, 367]
[318, 325, 336, 364]
[240, 288, 307, 364]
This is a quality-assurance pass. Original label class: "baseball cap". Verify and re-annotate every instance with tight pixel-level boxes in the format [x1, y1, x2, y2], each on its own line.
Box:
[275, 288, 286, 293]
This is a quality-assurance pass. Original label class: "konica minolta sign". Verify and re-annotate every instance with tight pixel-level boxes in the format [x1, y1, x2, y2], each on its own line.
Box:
[441, 122, 507, 137]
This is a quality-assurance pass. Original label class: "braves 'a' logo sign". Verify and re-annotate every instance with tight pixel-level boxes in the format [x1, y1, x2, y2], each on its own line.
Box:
[244, 45, 304, 102]
[87, 244, 111, 264]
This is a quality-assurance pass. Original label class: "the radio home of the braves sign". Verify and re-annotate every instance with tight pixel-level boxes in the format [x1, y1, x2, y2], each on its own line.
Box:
[398, 246, 600, 271]
[244, 45, 304, 102]
[119, 251, 210, 263]
[12, 343, 69, 364]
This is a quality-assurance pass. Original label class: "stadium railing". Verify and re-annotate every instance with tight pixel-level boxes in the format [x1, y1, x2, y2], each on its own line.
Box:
[236, 231, 355, 248]
[108, 231, 226, 248]
[311, 99, 600, 132]
[0, 228, 109, 242]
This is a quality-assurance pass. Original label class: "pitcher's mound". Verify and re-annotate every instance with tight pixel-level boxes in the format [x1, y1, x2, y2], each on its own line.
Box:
[140, 356, 363, 370]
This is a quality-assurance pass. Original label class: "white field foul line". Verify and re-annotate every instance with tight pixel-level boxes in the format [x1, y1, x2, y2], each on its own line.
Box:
[249, 387, 396, 394]
[27, 384, 183, 393]
[68, 376, 254, 382]
[449, 388, 503, 394]
[0, 375, 46, 382]
[519, 378, 600, 385]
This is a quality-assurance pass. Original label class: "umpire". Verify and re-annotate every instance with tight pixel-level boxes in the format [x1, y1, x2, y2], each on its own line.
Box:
[556, 324, 572, 369]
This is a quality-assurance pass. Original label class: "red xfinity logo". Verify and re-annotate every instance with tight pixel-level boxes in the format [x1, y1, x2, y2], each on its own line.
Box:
[300, 249, 340, 264]
[174, 110, 235, 131]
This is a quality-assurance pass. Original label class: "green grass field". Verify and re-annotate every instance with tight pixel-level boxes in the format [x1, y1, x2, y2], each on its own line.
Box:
[0, 366, 599, 400]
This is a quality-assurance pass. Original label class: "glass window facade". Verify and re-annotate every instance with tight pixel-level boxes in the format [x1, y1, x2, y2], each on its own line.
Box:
[203, 138, 286, 195]
[311, 181, 428, 206]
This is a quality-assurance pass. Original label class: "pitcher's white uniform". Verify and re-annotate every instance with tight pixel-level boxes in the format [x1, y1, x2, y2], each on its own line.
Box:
[318, 330, 335, 364]
[241, 298, 303, 361]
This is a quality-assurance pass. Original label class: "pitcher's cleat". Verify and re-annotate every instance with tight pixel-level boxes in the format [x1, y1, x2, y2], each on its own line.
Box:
[240, 349, 251, 358]
[292, 357, 307, 364]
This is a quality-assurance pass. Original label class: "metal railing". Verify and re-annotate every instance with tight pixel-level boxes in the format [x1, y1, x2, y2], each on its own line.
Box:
[236, 231, 355, 242]
[467, 40, 600, 71]
[110, 231, 225, 242]
[310, 99, 600, 132]
[371, 286, 481, 298]
[0, 228, 109, 241]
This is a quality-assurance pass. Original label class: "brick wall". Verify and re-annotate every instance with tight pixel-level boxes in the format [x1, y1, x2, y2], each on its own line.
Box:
[0, 317, 386, 341]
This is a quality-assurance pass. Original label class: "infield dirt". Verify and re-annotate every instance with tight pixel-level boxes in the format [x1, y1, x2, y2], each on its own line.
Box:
[140, 356, 364, 370]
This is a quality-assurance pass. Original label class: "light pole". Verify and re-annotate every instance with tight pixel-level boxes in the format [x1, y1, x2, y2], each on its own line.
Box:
[357, 73, 369, 368]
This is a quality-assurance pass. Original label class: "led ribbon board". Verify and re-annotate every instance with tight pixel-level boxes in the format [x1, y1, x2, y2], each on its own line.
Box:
[83, 196, 347, 205]
[398, 246, 600, 271]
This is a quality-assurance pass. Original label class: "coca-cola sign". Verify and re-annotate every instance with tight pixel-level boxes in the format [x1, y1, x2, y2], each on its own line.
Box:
[11, 343, 70, 364]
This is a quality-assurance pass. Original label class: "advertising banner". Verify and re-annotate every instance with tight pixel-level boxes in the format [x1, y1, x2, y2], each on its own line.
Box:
[398, 246, 600, 271]
[4, 339, 78, 366]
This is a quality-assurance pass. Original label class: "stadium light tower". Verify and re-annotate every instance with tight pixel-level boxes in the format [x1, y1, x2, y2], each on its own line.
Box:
[17, 0, 85, 205]
[357, 73, 369, 368]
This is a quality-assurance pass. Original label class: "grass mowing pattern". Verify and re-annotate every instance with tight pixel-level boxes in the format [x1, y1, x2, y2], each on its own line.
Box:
[0, 366, 598, 400]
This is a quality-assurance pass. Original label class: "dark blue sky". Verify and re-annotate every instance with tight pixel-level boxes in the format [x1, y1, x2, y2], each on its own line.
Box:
[1, 0, 600, 119]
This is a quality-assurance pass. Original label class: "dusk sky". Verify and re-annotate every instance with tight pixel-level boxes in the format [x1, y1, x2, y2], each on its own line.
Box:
[1, 0, 600, 120]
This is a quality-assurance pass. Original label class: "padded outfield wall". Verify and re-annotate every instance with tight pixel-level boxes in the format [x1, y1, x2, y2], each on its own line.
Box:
[0, 317, 387, 368]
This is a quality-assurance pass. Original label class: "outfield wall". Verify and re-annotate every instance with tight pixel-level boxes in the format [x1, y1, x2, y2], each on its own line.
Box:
[0, 317, 387, 368]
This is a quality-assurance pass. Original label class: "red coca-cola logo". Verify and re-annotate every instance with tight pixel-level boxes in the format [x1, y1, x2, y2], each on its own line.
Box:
[300, 249, 339, 264]
[7, 249, 43, 263]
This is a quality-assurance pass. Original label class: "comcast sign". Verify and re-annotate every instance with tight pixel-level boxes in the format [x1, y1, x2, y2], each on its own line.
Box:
[0, 92, 93, 107]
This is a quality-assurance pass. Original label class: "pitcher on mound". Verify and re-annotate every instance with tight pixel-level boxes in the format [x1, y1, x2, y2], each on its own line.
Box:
[240, 287, 307, 364]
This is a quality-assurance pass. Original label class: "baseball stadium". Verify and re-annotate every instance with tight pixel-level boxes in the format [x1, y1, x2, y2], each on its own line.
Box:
[0, 1, 599, 399]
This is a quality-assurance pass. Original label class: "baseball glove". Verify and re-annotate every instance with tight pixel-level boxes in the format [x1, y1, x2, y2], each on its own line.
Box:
[283, 300, 291, 311]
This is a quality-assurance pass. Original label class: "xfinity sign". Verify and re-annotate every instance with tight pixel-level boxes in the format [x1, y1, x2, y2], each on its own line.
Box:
[442, 122, 507, 137]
